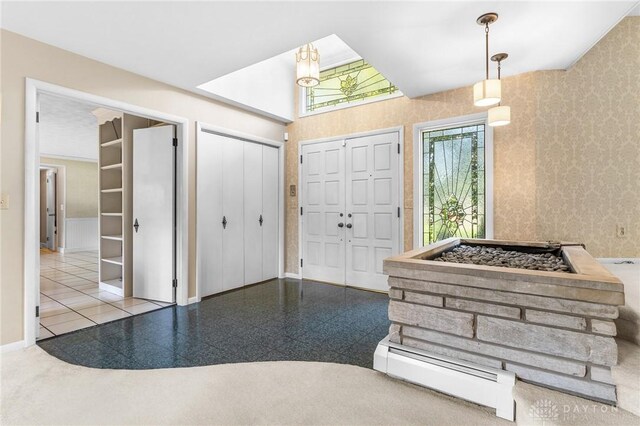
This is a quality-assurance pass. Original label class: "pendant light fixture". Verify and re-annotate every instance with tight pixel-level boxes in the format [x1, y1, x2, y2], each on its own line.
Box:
[473, 13, 501, 107]
[488, 53, 511, 127]
[296, 43, 320, 87]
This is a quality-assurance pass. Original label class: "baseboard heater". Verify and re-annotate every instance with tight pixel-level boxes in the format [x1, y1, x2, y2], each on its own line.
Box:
[374, 336, 515, 421]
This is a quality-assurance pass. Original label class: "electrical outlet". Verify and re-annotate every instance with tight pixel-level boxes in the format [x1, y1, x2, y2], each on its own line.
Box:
[616, 224, 627, 238]
[0, 193, 8, 210]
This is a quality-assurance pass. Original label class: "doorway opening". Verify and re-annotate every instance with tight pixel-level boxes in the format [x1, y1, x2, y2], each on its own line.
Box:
[25, 79, 190, 345]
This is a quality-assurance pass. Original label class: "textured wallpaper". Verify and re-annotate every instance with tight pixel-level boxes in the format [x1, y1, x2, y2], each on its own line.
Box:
[534, 17, 640, 258]
[285, 17, 639, 273]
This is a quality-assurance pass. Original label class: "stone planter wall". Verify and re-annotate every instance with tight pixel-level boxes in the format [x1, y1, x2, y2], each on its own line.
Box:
[385, 238, 625, 404]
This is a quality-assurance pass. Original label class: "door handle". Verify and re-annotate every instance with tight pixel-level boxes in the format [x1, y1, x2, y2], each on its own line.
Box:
[338, 222, 344, 228]
[134, 218, 139, 233]
[222, 216, 227, 229]
[259, 214, 263, 226]
[346, 223, 352, 229]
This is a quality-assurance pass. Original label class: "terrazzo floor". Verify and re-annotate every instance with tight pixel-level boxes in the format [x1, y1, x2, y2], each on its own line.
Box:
[38, 279, 390, 369]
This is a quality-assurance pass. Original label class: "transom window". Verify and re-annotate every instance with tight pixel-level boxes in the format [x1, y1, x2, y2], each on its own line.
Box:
[303, 59, 400, 114]
[422, 124, 487, 244]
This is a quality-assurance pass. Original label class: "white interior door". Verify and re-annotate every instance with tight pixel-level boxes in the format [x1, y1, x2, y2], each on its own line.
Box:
[345, 132, 400, 291]
[45, 170, 56, 250]
[262, 145, 279, 280]
[244, 142, 263, 285]
[132, 125, 174, 303]
[301, 139, 346, 284]
[196, 131, 224, 297]
[222, 136, 245, 291]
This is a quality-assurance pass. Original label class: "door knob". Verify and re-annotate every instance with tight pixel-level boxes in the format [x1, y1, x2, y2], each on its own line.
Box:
[346, 223, 353, 229]
[259, 214, 263, 226]
[134, 218, 139, 233]
[338, 222, 344, 228]
[222, 216, 227, 229]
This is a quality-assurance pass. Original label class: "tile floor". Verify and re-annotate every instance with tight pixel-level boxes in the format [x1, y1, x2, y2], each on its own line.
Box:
[38, 279, 390, 369]
[39, 249, 169, 339]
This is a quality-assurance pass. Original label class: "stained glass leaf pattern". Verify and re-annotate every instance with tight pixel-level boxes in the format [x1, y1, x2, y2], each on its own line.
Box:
[423, 125, 486, 244]
[306, 60, 398, 112]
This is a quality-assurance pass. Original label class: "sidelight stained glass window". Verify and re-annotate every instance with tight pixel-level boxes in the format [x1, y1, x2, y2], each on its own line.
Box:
[304, 59, 399, 113]
[422, 124, 486, 244]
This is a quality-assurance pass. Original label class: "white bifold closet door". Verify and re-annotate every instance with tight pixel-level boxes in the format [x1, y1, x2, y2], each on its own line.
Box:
[244, 142, 263, 285]
[197, 130, 279, 298]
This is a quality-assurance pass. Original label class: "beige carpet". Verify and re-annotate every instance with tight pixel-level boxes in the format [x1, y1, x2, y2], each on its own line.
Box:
[1, 346, 638, 425]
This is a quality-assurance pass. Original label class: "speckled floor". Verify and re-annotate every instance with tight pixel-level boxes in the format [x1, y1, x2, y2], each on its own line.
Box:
[38, 279, 390, 369]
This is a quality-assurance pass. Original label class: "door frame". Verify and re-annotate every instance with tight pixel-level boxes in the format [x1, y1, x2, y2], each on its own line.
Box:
[297, 125, 405, 285]
[195, 121, 286, 301]
[24, 78, 190, 347]
[412, 112, 494, 249]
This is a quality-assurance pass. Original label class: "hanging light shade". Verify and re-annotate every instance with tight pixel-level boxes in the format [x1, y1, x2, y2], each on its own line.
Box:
[488, 105, 511, 127]
[296, 43, 320, 87]
[473, 13, 501, 107]
[488, 52, 511, 127]
[473, 79, 501, 106]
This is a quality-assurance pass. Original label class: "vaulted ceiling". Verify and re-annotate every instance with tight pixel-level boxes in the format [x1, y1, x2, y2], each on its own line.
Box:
[2, 1, 637, 122]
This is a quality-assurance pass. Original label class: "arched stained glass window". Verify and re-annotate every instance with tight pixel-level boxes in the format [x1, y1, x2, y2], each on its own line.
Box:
[304, 60, 399, 113]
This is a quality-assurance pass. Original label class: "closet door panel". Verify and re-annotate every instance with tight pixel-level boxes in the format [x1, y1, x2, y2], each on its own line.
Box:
[243, 142, 263, 285]
[196, 131, 224, 297]
[222, 137, 245, 291]
[262, 145, 279, 280]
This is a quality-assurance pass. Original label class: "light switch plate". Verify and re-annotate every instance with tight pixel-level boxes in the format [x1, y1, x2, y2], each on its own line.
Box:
[0, 193, 8, 210]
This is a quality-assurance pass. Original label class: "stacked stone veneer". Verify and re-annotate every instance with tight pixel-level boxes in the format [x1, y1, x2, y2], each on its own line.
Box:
[385, 239, 625, 404]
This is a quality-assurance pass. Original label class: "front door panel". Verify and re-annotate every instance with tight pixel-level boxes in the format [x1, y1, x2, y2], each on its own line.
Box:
[344, 132, 400, 291]
[301, 140, 345, 284]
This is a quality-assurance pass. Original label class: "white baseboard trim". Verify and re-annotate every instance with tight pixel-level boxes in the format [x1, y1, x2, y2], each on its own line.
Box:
[1, 340, 25, 353]
[284, 272, 301, 279]
[187, 296, 200, 305]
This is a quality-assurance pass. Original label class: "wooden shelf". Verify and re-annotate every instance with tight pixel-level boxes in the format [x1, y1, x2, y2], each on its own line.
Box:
[101, 235, 123, 241]
[101, 256, 123, 266]
[101, 188, 123, 193]
[101, 212, 123, 217]
[101, 138, 123, 148]
[101, 163, 123, 170]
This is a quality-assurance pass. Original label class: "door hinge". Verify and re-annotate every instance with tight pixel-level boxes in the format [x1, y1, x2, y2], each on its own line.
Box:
[172, 137, 178, 147]
[36, 306, 40, 317]
[300, 207, 303, 215]
[397, 143, 400, 154]
[172, 278, 178, 288]
[300, 155, 303, 164]
[36, 112, 40, 123]
[300, 259, 303, 268]
[398, 207, 401, 218]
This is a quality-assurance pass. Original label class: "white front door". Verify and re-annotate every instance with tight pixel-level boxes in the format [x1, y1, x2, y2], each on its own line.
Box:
[301, 139, 346, 284]
[132, 125, 175, 303]
[300, 130, 401, 291]
[345, 133, 399, 291]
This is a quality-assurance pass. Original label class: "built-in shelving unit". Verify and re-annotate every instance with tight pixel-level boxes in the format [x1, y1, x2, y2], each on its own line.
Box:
[98, 115, 125, 296]
[97, 112, 153, 297]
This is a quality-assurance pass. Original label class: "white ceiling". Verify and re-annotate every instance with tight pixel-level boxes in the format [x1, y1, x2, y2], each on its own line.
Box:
[2, 1, 638, 122]
[197, 34, 360, 122]
[39, 93, 99, 161]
